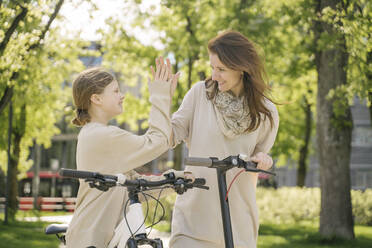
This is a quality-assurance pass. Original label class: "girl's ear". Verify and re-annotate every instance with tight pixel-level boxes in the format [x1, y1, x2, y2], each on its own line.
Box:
[90, 94, 101, 105]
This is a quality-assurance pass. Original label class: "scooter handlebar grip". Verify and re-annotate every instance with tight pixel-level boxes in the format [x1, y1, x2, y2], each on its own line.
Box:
[184, 157, 212, 167]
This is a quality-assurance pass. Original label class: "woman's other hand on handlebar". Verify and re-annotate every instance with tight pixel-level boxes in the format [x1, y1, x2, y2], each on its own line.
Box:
[251, 152, 273, 171]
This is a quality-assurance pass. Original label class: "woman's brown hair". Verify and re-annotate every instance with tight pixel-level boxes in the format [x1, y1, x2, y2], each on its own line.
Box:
[206, 30, 274, 132]
[72, 67, 114, 126]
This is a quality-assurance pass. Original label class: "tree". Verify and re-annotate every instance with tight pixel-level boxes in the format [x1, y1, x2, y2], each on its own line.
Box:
[314, 0, 354, 239]
[0, 0, 85, 220]
[239, 0, 318, 187]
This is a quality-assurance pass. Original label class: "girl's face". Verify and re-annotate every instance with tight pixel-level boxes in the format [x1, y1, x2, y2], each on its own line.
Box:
[99, 80, 124, 118]
[209, 52, 244, 97]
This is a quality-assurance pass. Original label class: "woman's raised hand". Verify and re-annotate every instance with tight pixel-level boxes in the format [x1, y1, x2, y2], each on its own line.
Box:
[151, 57, 180, 96]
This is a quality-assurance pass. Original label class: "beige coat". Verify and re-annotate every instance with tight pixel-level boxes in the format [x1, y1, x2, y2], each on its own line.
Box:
[169, 82, 279, 248]
[66, 81, 171, 248]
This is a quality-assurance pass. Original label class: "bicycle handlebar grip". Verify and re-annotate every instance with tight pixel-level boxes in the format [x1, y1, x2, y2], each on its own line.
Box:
[184, 157, 212, 167]
[59, 168, 118, 181]
[60, 168, 96, 179]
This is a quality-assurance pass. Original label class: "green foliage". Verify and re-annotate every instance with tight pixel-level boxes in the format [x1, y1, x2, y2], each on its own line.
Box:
[0, 1, 86, 176]
[257, 0, 318, 165]
[142, 188, 372, 231]
[144, 192, 176, 233]
[257, 187, 321, 224]
[257, 187, 372, 226]
[315, 0, 372, 129]
[352, 189, 372, 226]
[99, 17, 160, 130]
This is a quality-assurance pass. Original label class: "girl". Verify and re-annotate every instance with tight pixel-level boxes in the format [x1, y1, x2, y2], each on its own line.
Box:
[65, 58, 191, 248]
[169, 31, 279, 248]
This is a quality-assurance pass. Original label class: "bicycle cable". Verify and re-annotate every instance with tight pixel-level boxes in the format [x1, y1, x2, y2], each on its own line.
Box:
[123, 190, 150, 239]
[123, 187, 166, 241]
[146, 187, 166, 236]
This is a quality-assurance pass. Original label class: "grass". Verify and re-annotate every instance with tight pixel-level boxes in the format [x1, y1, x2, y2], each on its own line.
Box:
[0, 221, 60, 248]
[0, 215, 371, 247]
[258, 222, 372, 248]
[0, 210, 72, 220]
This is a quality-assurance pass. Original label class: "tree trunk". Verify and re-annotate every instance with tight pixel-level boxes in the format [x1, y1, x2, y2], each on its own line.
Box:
[0, 169, 5, 197]
[8, 153, 18, 220]
[369, 91, 372, 126]
[32, 143, 41, 210]
[0, 5, 28, 57]
[8, 104, 26, 219]
[172, 144, 183, 171]
[314, 0, 354, 239]
[187, 58, 193, 90]
[0, 86, 14, 119]
[367, 52, 372, 126]
[296, 96, 312, 187]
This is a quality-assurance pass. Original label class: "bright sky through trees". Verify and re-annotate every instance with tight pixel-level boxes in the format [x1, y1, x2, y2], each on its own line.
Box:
[53, 0, 164, 49]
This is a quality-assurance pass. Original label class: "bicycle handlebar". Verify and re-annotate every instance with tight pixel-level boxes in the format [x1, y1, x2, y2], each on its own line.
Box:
[59, 169, 208, 192]
[122, 177, 206, 188]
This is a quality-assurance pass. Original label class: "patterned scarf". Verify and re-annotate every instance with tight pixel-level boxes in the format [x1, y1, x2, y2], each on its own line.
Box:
[213, 90, 251, 139]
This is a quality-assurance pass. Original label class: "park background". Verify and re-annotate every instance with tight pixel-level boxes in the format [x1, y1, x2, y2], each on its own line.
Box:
[0, 0, 371, 247]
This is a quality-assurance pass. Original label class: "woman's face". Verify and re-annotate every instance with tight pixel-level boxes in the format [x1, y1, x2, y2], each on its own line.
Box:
[99, 80, 124, 118]
[209, 52, 243, 96]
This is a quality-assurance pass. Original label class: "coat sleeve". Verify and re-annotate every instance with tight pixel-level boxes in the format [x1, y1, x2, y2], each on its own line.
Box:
[88, 80, 172, 174]
[170, 83, 199, 148]
[253, 102, 279, 155]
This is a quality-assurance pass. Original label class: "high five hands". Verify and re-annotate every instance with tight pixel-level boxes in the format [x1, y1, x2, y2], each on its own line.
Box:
[151, 57, 180, 97]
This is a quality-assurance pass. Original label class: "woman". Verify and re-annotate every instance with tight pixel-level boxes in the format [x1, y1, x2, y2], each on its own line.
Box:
[169, 31, 279, 248]
[65, 58, 192, 248]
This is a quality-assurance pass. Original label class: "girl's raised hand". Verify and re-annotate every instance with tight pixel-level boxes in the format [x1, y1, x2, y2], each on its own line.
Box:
[151, 57, 169, 82]
[150, 57, 180, 96]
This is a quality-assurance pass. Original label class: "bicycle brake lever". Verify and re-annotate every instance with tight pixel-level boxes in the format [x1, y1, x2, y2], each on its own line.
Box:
[244, 166, 276, 176]
[85, 178, 116, 191]
[194, 185, 210, 190]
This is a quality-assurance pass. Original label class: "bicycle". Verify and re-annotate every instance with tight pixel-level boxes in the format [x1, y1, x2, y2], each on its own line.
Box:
[184, 154, 276, 248]
[45, 168, 208, 248]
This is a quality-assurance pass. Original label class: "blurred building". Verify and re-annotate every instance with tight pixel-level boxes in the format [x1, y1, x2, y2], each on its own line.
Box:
[276, 97, 372, 189]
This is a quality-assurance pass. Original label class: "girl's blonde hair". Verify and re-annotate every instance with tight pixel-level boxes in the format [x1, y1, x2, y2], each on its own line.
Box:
[72, 67, 114, 126]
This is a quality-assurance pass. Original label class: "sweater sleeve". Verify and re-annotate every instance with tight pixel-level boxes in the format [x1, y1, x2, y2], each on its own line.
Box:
[253, 102, 279, 155]
[170, 82, 200, 148]
[83, 80, 172, 174]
